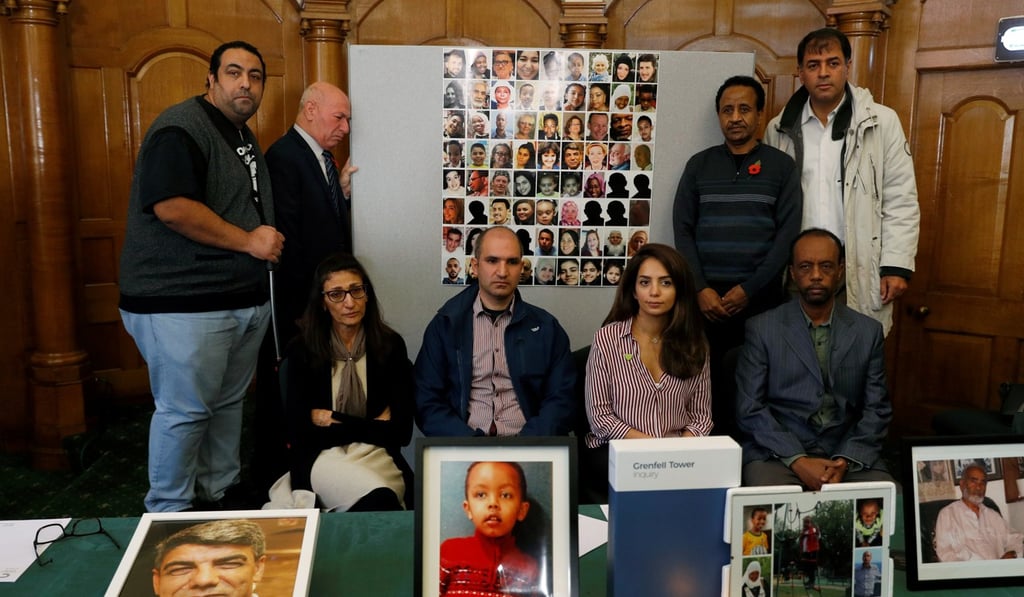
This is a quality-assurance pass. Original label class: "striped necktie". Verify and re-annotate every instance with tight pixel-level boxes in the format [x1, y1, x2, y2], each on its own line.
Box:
[322, 149, 341, 218]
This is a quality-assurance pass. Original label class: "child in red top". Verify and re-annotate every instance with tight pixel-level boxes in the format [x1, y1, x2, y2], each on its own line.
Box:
[798, 516, 821, 590]
[439, 461, 539, 596]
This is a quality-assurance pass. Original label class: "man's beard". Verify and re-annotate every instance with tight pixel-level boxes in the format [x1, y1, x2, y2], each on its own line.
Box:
[965, 492, 985, 506]
[800, 285, 833, 306]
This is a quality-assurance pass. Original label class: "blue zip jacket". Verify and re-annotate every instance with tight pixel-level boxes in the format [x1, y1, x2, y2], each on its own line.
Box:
[414, 285, 576, 437]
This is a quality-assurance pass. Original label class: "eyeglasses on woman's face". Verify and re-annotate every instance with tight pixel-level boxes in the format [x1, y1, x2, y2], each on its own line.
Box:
[322, 284, 368, 303]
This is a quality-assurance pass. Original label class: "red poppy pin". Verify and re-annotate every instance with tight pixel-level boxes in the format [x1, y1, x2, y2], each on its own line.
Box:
[748, 160, 762, 176]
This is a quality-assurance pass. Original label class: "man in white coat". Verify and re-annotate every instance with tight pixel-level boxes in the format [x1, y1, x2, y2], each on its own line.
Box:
[765, 27, 919, 336]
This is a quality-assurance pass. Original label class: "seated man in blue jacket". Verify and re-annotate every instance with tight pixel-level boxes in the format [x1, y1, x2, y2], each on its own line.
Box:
[415, 226, 576, 437]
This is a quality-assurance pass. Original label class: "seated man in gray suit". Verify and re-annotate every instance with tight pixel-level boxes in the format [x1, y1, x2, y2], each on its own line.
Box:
[736, 228, 893, 489]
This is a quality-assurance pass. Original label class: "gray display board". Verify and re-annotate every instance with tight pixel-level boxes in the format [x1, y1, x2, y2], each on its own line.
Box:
[348, 45, 753, 355]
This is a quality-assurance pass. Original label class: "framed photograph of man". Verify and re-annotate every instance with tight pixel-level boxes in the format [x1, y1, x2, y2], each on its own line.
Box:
[415, 436, 579, 597]
[104, 509, 319, 597]
[902, 435, 1024, 590]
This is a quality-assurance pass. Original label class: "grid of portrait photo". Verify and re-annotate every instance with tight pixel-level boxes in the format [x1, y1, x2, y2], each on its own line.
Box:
[440, 48, 658, 287]
[731, 498, 890, 597]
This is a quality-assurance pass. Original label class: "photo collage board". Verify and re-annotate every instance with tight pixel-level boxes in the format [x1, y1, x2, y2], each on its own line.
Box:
[727, 484, 895, 597]
[440, 48, 658, 287]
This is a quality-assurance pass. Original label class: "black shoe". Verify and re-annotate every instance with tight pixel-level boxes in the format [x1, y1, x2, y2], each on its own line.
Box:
[189, 498, 224, 512]
[218, 483, 262, 510]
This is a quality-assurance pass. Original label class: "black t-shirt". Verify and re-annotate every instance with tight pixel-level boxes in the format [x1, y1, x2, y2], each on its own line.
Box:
[136, 127, 206, 212]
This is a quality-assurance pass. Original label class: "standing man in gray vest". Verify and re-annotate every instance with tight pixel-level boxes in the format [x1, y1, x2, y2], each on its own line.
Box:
[119, 41, 284, 512]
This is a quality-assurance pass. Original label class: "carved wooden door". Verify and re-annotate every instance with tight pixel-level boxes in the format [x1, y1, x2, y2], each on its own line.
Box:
[893, 66, 1024, 434]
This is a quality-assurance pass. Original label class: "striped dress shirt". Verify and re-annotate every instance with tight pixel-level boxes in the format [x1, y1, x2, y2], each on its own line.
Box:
[467, 295, 527, 435]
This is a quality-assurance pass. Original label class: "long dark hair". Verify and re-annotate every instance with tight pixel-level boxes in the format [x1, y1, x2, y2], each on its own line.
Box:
[299, 253, 396, 368]
[603, 243, 706, 378]
[515, 141, 536, 169]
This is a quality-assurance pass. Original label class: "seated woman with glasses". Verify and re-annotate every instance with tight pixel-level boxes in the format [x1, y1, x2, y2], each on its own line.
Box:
[278, 253, 414, 511]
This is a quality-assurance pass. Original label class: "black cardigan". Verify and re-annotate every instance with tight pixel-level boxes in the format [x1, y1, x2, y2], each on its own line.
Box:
[284, 332, 415, 508]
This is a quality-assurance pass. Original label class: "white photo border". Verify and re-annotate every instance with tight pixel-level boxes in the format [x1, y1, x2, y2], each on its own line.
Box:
[104, 508, 319, 597]
[903, 435, 1024, 590]
[725, 482, 896, 596]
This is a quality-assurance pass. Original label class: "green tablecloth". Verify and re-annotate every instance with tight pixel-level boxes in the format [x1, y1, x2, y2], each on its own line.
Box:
[3, 504, 1019, 596]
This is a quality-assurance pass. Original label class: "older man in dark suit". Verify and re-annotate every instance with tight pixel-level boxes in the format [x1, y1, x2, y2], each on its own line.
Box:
[266, 81, 355, 328]
[736, 228, 894, 489]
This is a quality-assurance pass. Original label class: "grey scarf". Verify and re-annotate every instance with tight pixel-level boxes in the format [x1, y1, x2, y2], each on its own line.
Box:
[330, 327, 367, 417]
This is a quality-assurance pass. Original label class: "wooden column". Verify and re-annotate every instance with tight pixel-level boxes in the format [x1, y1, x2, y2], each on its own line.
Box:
[298, 1, 351, 87]
[827, 1, 894, 94]
[559, 1, 607, 49]
[4, 0, 89, 469]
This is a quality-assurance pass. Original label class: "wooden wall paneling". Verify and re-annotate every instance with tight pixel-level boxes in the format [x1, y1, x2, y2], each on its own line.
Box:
[72, 68, 114, 221]
[350, 0, 447, 44]
[894, 66, 1024, 434]
[5, 1, 91, 468]
[932, 101, 1012, 294]
[918, 332, 993, 411]
[605, 0, 822, 52]
[0, 17, 31, 451]
[606, 0, 717, 49]
[731, 1, 826, 56]
[188, 0, 291, 57]
[559, 1, 608, 49]
[129, 52, 210, 151]
[874, 0, 920, 429]
[460, 1, 560, 48]
[66, 1, 168, 52]
[350, 0, 558, 47]
[878, 0, 920, 136]
[300, 18, 349, 88]
[918, 0, 1024, 50]
[457, 0, 560, 47]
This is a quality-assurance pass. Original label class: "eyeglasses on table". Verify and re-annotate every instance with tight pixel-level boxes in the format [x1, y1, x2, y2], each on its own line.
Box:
[33, 517, 121, 567]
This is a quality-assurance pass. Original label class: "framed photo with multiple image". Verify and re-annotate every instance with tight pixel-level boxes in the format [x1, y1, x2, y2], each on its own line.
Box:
[104, 509, 319, 597]
[725, 482, 896, 597]
[415, 436, 579, 597]
[902, 435, 1024, 590]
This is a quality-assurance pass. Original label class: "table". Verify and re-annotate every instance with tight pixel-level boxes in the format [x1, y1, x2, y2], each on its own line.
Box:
[3, 505, 1019, 596]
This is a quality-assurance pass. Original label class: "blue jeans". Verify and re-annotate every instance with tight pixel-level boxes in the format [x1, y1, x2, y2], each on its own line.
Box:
[121, 305, 270, 512]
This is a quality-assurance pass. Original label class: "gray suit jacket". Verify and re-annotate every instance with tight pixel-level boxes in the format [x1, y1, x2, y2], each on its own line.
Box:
[735, 300, 891, 468]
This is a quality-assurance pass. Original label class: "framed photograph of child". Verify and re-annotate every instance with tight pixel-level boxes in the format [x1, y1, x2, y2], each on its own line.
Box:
[902, 435, 1024, 590]
[104, 509, 319, 597]
[415, 436, 579, 597]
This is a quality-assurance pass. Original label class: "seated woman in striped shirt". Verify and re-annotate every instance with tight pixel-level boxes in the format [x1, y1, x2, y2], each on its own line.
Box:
[580, 243, 712, 502]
